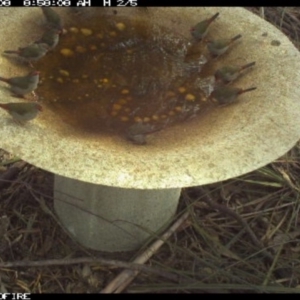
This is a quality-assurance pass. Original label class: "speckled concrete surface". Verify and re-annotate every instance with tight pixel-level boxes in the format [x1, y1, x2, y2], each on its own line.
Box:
[0, 7, 300, 189]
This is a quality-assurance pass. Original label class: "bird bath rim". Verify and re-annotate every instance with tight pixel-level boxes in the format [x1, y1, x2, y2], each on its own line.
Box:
[0, 7, 300, 189]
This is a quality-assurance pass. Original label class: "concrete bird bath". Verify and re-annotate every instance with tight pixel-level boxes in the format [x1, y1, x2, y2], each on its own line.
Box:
[1, 7, 300, 252]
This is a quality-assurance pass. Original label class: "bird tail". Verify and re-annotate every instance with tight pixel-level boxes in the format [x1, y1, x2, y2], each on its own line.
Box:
[231, 34, 242, 43]
[3, 50, 18, 54]
[241, 61, 256, 70]
[242, 87, 257, 94]
[208, 12, 220, 24]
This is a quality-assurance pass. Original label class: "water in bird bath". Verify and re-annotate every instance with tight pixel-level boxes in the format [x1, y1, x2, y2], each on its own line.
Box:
[36, 13, 215, 144]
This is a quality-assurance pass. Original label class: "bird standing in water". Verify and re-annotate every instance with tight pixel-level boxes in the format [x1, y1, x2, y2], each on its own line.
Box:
[125, 122, 163, 145]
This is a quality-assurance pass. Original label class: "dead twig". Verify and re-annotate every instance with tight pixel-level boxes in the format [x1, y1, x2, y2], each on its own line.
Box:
[101, 211, 190, 293]
[260, 7, 265, 19]
[0, 257, 179, 282]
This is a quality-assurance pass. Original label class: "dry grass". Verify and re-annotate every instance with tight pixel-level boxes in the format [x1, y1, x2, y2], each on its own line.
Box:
[1, 7, 300, 293]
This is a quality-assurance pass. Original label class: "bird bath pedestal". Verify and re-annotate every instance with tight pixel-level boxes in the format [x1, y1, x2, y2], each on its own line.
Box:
[54, 177, 181, 251]
[1, 7, 300, 252]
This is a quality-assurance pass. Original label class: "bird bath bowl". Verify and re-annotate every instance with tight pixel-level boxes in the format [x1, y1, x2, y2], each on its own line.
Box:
[1, 7, 300, 252]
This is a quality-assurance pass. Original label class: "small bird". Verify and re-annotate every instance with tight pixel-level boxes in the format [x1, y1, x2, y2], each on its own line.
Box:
[206, 34, 242, 57]
[41, 7, 63, 31]
[0, 71, 40, 98]
[211, 85, 257, 105]
[214, 61, 256, 84]
[125, 122, 161, 145]
[0, 102, 43, 124]
[34, 29, 60, 50]
[3, 43, 49, 67]
[190, 12, 219, 41]
[70, 7, 85, 16]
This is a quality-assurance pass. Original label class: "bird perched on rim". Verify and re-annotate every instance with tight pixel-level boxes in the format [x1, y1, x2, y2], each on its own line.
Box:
[206, 34, 242, 58]
[0, 102, 43, 124]
[3, 43, 49, 67]
[214, 61, 256, 84]
[210, 85, 257, 105]
[190, 12, 219, 41]
[41, 7, 64, 31]
[34, 28, 60, 50]
[0, 71, 40, 98]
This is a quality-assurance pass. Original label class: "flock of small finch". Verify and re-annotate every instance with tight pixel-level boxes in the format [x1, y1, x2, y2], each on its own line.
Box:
[0, 9, 256, 126]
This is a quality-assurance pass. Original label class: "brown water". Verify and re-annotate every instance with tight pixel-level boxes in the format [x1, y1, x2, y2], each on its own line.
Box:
[36, 13, 214, 144]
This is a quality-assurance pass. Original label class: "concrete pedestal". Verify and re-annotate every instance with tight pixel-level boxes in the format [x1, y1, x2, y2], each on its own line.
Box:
[54, 175, 181, 252]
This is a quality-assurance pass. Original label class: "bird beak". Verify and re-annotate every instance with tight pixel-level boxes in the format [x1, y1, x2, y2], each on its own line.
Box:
[37, 104, 43, 112]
